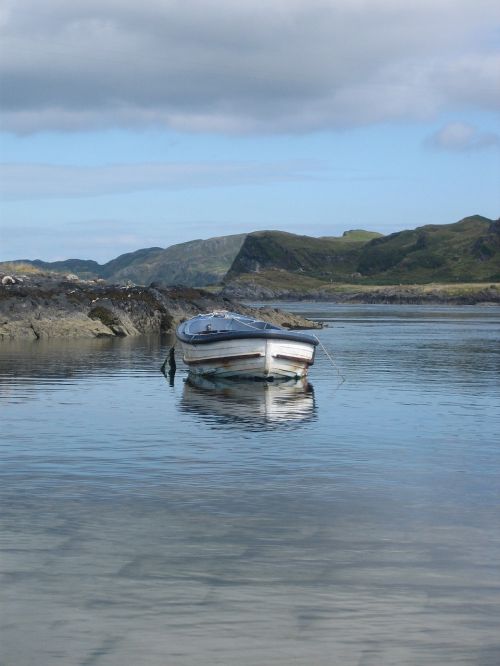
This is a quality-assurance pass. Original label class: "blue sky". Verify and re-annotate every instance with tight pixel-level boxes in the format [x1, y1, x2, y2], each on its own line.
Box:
[0, 1, 499, 263]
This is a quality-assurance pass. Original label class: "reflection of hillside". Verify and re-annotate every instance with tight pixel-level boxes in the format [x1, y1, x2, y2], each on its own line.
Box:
[336, 332, 500, 386]
[180, 374, 316, 431]
[0, 335, 174, 398]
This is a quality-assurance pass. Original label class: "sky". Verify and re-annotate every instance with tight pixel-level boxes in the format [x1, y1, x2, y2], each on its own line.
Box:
[0, 0, 499, 263]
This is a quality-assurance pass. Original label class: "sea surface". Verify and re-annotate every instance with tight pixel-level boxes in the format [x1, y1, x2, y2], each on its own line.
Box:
[1, 304, 499, 666]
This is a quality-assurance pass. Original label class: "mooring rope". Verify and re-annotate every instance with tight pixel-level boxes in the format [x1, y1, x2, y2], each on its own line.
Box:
[314, 334, 346, 385]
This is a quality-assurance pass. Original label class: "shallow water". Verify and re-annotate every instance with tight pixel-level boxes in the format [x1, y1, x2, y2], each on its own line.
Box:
[1, 304, 500, 666]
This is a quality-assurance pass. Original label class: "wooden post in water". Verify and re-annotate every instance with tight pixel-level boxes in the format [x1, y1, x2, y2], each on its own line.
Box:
[168, 346, 176, 373]
[161, 346, 176, 382]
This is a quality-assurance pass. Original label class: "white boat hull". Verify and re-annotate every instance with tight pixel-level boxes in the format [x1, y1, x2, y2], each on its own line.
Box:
[178, 337, 315, 379]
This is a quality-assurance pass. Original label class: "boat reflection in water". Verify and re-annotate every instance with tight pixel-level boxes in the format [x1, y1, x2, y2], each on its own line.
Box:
[180, 373, 316, 430]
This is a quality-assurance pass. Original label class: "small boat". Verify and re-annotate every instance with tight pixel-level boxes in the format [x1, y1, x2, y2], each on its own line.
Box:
[176, 311, 318, 379]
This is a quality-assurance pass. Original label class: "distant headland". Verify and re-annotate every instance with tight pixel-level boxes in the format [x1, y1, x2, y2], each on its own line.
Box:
[2, 214, 499, 291]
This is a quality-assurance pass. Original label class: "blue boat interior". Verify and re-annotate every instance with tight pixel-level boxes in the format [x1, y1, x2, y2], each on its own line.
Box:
[177, 312, 318, 346]
[184, 312, 279, 334]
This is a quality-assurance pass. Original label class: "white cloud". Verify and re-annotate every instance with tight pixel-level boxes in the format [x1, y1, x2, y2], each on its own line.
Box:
[0, 160, 323, 199]
[1, 0, 499, 133]
[427, 122, 500, 151]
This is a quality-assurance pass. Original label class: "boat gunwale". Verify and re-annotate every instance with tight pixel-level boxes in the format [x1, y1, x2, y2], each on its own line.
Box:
[176, 323, 319, 347]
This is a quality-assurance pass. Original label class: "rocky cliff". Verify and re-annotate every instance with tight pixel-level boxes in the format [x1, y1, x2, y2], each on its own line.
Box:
[0, 272, 319, 341]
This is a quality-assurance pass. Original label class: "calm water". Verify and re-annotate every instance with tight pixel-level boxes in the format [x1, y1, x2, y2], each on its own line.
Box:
[1, 304, 500, 666]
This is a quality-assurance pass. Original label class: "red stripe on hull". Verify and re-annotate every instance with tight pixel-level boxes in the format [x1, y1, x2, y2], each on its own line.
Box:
[184, 352, 263, 366]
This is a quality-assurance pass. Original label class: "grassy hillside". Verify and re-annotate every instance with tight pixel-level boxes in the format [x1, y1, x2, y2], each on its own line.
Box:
[6, 234, 247, 287]
[0, 261, 45, 275]
[226, 230, 375, 282]
[357, 215, 500, 283]
[100, 247, 165, 280]
[4, 215, 498, 288]
[107, 234, 246, 286]
[12, 258, 102, 278]
[226, 216, 499, 285]
[321, 229, 383, 242]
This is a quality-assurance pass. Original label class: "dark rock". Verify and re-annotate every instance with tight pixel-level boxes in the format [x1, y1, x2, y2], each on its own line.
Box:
[0, 272, 319, 340]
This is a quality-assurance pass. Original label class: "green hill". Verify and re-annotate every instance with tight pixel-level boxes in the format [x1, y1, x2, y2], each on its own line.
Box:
[100, 247, 165, 280]
[226, 229, 376, 282]
[105, 234, 246, 286]
[28, 258, 102, 278]
[357, 215, 500, 283]
[3, 215, 498, 288]
[226, 216, 499, 285]
[6, 234, 247, 287]
[322, 229, 383, 242]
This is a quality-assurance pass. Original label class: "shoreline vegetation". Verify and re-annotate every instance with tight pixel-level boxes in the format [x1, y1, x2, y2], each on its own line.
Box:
[220, 274, 500, 305]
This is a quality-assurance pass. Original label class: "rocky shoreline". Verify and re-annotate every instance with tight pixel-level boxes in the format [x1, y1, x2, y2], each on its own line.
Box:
[222, 280, 500, 306]
[0, 272, 320, 341]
